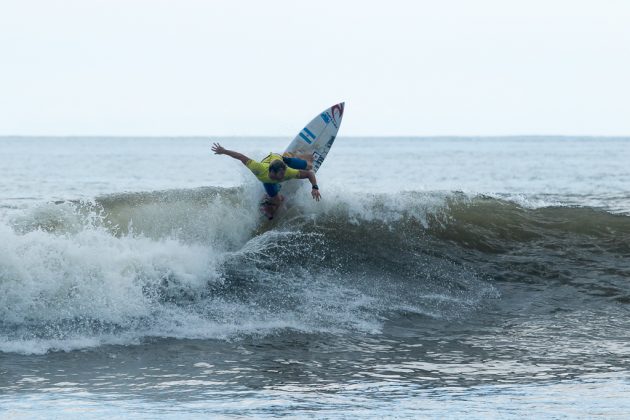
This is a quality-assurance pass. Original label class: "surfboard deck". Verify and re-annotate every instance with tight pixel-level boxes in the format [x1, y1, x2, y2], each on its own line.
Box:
[259, 102, 345, 219]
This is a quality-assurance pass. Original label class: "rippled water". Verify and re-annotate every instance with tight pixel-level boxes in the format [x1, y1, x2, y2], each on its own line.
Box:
[3, 329, 630, 417]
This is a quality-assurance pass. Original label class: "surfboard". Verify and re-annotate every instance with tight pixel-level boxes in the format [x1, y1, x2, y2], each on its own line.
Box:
[260, 102, 345, 219]
[285, 102, 345, 171]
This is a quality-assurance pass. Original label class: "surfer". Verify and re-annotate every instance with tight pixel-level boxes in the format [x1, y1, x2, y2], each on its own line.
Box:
[211, 142, 321, 216]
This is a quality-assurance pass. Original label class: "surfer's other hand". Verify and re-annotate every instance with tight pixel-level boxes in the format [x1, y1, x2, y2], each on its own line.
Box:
[311, 189, 321, 201]
[211, 142, 225, 154]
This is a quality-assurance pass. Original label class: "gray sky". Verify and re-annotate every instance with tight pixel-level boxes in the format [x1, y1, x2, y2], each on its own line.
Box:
[1, 0, 629, 136]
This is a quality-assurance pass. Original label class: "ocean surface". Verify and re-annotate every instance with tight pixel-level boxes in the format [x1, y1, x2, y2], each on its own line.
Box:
[1, 136, 630, 418]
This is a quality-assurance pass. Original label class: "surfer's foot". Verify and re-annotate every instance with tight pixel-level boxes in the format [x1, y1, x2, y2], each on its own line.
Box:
[260, 194, 284, 219]
[260, 203, 275, 219]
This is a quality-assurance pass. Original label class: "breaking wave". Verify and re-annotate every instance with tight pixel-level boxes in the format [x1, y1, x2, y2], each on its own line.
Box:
[1, 186, 628, 354]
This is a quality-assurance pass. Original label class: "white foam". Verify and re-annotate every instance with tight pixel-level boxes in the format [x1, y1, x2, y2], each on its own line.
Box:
[283, 185, 452, 227]
[0, 222, 220, 325]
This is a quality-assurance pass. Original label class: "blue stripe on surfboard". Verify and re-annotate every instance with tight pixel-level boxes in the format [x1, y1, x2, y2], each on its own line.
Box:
[299, 132, 312, 144]
[303, 127, 316, 139]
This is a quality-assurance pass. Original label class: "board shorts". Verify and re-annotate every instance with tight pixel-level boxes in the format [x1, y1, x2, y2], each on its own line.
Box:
[262, 155, 308, 197]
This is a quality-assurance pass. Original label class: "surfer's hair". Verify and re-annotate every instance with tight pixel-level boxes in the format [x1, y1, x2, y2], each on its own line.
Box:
[269, 160, 287, 173]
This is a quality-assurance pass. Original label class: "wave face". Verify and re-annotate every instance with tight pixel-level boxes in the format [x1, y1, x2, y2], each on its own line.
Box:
[1, 186, 629, 354]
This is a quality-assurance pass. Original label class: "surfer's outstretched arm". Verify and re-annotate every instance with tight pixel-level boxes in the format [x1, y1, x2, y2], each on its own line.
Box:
[298, 170, 321, 201]
[211, 142, 250, 165]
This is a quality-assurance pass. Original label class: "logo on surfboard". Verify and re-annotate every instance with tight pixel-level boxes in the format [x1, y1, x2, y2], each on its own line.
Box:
[319, 103, 344, 129]
[331, 103, 344, 126]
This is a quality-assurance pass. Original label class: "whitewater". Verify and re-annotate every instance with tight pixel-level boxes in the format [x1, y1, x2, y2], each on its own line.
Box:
[1, 136, 630, 418]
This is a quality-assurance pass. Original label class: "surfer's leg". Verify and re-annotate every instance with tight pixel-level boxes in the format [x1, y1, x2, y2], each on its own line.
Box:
[261, 183, 283, 219]
[262, 183, 284, 205]
[282, 155, 312, 170]
[297, 153, 314, 169]
[263, 183, 280, 198]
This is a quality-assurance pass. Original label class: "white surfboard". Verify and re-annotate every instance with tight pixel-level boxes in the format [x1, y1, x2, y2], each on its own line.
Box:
[280, 102, 345, 194]
[285, 102, 345, 172]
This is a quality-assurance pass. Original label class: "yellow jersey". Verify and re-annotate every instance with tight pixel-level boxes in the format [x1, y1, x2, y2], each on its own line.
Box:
[245, 153, 300, 184]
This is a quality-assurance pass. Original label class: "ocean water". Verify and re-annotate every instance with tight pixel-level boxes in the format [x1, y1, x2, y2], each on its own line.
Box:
[1, 136, 630, 418]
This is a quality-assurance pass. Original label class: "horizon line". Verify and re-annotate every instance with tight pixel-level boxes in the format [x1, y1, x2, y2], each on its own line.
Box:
[1, 134, 630, 139]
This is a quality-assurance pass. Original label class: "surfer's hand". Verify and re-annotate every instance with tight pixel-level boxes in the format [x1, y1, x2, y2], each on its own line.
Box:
[211, 142, 225, 154]
[311, 188, 321, 201]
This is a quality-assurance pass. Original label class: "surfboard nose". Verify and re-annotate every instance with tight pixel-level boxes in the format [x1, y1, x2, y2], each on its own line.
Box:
[331, 102, 345, 123]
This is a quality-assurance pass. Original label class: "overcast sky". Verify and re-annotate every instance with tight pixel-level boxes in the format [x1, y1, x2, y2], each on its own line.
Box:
[1, 0, 629, 136]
